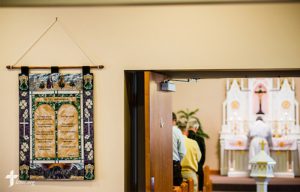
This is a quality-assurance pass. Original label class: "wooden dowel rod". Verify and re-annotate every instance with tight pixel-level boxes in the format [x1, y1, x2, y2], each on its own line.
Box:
[6, 65, 104, 70]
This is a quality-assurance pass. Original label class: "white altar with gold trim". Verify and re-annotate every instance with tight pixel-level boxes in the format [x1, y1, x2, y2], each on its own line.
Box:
[220, 78, 300, 177]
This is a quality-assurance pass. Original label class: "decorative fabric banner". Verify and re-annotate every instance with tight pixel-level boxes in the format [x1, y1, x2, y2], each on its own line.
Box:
[19, 72, 94, 180]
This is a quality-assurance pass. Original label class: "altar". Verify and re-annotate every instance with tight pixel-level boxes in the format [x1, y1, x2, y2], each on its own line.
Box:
[220, 78, 300, 177]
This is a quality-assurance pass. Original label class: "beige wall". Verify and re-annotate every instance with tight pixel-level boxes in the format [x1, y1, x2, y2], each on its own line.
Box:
[0, 3, 300, 192]
[172, 79, 226, 170]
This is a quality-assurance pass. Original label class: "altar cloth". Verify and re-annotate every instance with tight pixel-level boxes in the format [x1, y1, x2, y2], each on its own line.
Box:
[224, 135, 248, 150]
[271, 136, 297, 150]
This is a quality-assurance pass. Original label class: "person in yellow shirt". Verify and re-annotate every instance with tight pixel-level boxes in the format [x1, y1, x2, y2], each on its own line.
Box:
[179, 126, 201, 192]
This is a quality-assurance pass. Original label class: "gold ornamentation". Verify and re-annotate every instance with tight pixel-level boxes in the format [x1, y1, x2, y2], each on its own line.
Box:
[19, 75, 29, 91]
[282, 100, 291, 109]
[84, 74, 93, 90]
[20, 164, 29, 171]
[84, 164, 94, 180]
[84, 74, 93, 81]
[236, 140, 244, 147]
[278, 141, 286, 148]
[19, 75, 28, 82]
[231, 100, 240, 110]
[260, 140, 266, 150]
[19, 164, 30, 180]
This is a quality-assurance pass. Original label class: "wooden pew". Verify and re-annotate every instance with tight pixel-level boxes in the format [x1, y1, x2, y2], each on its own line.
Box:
[187, 178, 194, 192]
[180, 181, 188, 192]
[173, 178, 194, 192]
[174, 166, 211, 192]
[202, 165, 212, 192]
[173, 186, 182, 192]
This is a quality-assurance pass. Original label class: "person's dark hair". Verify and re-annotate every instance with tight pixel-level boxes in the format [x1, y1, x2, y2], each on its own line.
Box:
[256, 116, 264, 121]
[178, 125, 186, 132]
[172, 112, 177, 122]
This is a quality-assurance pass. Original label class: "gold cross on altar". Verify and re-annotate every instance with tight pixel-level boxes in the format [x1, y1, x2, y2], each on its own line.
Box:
[260, 140, 266, 150]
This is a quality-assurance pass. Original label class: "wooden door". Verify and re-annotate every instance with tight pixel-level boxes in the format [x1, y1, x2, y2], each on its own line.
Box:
[144, 71, 173, 192]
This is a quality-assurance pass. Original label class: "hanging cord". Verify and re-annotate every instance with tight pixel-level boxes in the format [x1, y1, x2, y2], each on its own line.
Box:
[11, 18, 58, 68]
[56, 19, 98, 68]
[7, 17, 103, 70]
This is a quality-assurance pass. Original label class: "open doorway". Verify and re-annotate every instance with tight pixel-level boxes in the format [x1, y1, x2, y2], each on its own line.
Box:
[124, 69, 300, 192]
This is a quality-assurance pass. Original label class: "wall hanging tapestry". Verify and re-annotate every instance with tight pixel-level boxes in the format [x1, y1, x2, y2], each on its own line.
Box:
[18, 70, 94, 180]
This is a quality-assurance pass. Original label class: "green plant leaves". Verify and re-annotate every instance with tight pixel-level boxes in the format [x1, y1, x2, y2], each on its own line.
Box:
[176, 108, 210, 139]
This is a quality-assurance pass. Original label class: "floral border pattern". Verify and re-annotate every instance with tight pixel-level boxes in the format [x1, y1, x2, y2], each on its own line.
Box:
[19, 74, 30, 180]
[83, 73, 95, 180]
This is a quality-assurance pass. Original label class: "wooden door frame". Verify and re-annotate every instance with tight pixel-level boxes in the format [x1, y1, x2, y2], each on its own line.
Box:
[124, 68, 300, 192]
[125, 71, 146, 192]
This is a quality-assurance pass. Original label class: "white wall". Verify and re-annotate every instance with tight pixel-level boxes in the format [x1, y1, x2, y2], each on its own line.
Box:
[0, 3, 300, 192]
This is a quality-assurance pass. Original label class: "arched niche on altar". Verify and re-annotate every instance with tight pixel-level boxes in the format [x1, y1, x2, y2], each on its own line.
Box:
[220, 78, 300, 177]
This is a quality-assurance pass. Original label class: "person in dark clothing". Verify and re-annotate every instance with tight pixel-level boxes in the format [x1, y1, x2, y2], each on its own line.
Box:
[188, 123, 206, 191]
